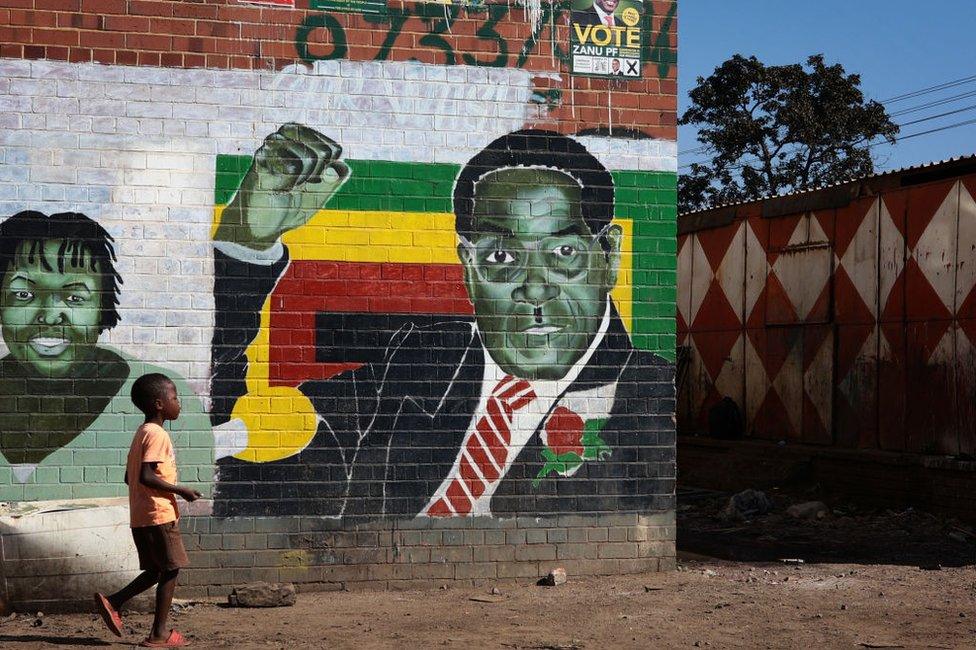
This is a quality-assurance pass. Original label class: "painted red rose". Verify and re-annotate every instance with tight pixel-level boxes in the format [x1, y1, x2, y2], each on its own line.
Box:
[544, 406, 585, 456]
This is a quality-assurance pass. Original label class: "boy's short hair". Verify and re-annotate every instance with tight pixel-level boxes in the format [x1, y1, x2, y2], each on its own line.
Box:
[131, 373, 175, 416]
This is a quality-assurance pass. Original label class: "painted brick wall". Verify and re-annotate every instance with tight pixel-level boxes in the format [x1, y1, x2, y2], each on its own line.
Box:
[0, 0, 677, 605]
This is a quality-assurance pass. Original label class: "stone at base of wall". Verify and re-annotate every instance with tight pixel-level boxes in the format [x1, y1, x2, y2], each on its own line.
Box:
[0, 502, 675, 611]
[678, 435, 976, 522]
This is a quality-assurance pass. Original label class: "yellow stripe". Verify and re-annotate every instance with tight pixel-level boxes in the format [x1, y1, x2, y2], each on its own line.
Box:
[213, 206, 633, 331]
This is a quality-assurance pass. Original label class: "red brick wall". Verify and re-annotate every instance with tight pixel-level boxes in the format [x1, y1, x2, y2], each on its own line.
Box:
[0, 0, 678, 139]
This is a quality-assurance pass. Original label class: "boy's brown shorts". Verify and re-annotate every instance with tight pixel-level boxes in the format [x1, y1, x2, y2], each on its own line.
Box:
[131, 520, 189, 572]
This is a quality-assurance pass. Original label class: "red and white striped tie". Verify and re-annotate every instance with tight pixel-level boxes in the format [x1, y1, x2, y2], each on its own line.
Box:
[426, 375, 537, 517]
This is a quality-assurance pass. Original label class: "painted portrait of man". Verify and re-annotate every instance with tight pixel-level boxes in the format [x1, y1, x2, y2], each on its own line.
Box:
[211, 125, 674, 518]
[0, 210, 212, 500]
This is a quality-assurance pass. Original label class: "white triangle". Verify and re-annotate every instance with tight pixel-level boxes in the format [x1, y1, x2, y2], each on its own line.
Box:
[955, 183, 976, 313]
[770, 341, 804, 438]
[803, 330, 834, 436]
[743, 334, 769, 427]
[11, 464, 37, 484]
[687, 235, 713, 325]
[879, 198, 906, 312]
[716, 223, 746, 323]
[839, 198, 880, 317]
[912, 181, 960, 313]
[713, 333, 745, 406]
[744, 221, 769, 322]
[677, 234, 693, 325]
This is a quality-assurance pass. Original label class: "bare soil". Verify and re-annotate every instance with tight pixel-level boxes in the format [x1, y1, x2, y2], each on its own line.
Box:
[3, 488, 975, 649]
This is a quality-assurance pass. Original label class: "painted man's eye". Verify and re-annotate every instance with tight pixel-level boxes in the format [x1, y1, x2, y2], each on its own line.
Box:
[12, 290, 33, 301]
[485, 250, 516, 265]
[553, 245, 577, 258]
[66, 294, 87, 305]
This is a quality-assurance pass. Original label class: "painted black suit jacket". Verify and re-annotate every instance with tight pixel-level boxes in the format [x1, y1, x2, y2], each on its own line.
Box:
[211, 248, 675, 519]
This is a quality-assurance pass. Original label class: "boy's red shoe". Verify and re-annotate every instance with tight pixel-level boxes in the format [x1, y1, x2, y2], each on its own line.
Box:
[140, 629, 189, 647]
[93, 592, 123, 637]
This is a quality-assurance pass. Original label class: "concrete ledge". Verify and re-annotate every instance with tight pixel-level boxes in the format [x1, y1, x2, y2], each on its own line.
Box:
[0, 501, 675, 610]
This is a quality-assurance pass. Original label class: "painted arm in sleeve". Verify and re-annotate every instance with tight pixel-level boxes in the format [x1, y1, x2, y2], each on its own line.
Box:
[210, 124, 351, 427]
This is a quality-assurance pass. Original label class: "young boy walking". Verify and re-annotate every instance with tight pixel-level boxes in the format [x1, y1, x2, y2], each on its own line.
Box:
[94, 373, 202, 648]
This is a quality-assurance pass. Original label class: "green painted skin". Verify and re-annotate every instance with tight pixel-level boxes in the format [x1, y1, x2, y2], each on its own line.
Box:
[458, 168, 622, 381]
[0, 241, 127, 464]
[0, 242, 213, 489]
[1, 241, 105, 380]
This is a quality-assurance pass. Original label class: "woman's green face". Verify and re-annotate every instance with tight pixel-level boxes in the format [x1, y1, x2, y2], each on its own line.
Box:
[0, 240, 104, 378]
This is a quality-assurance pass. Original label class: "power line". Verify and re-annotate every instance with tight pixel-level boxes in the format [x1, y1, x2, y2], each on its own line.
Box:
[879, 73, 976, 104]
[890, 89, 976, 117]
[886, 116, 976, 142]
[898, 102, 976, 128]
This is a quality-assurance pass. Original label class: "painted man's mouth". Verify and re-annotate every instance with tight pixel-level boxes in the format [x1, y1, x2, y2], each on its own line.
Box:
[29, 337, 70, 357]
[523, 326, 563, 335]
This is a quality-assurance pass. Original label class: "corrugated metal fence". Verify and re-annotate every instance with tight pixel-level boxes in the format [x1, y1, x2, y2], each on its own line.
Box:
[678, 164, 976, 457]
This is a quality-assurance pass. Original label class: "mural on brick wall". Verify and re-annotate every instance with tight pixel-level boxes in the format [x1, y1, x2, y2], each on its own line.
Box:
[0, 0, 677, 516]
[0, 210, 213, 501]
[210, 124, 674, 518]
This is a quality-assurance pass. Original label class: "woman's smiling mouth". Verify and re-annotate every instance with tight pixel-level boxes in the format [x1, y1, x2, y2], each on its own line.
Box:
[29, 337, 70, 356]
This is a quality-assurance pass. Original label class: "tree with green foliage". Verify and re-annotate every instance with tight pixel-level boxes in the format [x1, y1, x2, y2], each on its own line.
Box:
[679, 54, 899, 213]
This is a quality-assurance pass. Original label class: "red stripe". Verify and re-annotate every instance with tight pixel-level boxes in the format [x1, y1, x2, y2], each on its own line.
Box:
[476, 418, 508, 466]
[445, 480, 471, 514]
[497, 377, 531, 401]
[269, 261, 472, 386]
[486, 398, 511, 444]
[507, 389, 536, 411]
[426, 498, 452, 517]
[459, 456, 485, 498]
[466, 435, 499, 481]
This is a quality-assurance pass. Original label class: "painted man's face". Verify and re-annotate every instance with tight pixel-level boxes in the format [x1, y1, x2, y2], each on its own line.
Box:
[595, 0, 620, 14]
[0, 240, 103, 378]
[459, 168, 621, 381]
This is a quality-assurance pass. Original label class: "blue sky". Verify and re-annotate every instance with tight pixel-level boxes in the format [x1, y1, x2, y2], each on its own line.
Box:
[678, 1, 976, 173]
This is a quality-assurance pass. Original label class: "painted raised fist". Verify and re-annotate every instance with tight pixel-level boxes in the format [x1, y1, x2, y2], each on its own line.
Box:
[215, 123, 349, 250]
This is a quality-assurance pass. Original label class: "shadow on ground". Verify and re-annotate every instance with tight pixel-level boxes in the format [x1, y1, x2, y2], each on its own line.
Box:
[677, 486, 976, 567]
[0, 635, 109, 646]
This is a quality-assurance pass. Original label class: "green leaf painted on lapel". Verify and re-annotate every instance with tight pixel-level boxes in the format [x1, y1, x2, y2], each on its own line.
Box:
[533, 418, 612, 487]
[581, 417, 611, 461]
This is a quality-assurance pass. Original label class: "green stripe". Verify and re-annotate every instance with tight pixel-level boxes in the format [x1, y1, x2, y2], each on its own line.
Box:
[624, 171, 678, 361]
[216, 155, 675, 219]
[215, 154, 676, 360]
[216, 155, 459, 212]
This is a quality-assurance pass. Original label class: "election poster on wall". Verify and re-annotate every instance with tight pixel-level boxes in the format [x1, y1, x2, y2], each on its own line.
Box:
[570, 0, 644, 78]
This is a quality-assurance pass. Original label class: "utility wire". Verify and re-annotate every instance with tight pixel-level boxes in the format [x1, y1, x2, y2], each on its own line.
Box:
[898, 102, 976, 128]
[890, 89, 976, 117]
[880, 73, 976, 104]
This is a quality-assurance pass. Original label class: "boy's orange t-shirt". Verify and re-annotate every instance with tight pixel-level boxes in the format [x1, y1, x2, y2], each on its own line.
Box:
[126, 422, 179, 528]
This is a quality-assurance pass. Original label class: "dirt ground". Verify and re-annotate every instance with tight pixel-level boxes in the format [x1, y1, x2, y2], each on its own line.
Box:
[3, 488, 975, 649]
